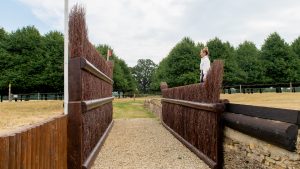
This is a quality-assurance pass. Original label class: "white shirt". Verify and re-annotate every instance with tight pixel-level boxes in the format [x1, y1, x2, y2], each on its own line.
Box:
[200, 55, 211, 81]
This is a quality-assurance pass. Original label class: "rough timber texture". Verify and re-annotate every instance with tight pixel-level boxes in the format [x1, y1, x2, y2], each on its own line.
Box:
[161, 60, 224, 103]
[68, 5, 113, 169]
[161, 60, 224, 169]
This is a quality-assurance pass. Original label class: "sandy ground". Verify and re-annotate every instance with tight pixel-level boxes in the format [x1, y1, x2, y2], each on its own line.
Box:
[0, 100, 63, 134]
[220, 93, 300, 110]
[92, 118, 210, 169]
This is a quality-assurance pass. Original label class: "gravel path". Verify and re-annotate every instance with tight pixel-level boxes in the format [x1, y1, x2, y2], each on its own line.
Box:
[92, 118, 210, 169]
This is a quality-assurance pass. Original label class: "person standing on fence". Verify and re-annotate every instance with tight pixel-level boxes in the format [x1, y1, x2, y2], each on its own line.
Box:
[199, 47, 211, 82]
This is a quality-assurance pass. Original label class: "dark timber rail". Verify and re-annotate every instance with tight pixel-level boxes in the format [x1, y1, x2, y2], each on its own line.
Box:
[223, 103, 300, 151]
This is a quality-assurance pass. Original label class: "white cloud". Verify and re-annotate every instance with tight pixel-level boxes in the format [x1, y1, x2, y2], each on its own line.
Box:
[19, 0, 64, 31]
[18, 0, 300, 66]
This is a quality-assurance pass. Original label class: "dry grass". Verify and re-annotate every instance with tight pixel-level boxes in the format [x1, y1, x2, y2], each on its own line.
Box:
[0, 100, 63, 134]
[221, 93, 300, 110]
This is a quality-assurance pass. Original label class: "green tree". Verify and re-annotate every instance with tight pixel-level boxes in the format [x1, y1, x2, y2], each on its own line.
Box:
[291, 36, 300, 57]
[261, 32, 299, 83]
[42, 31, 64, 92]
[207, 38, 245, 85]
[96, 44, 136, 93]
[236, 41, 264, 84]
[132, 59, 157, 93]
[291, 37, 300, 81]
[4, 26, 46, 93]
[0, 26, 65, 94]
[150, 57, 168, 91]
[164, 37, 199, 87]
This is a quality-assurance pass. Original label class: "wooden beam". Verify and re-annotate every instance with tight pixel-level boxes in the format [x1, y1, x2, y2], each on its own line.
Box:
[82, 97, 114, 113]
[161, 121, 218, 169]
[161, 98, 224, 113]
[82, 120, 114, 169]
[80, 58, 113, 85]
[223, 112, 298, 151]
[226, 103, 300, 125]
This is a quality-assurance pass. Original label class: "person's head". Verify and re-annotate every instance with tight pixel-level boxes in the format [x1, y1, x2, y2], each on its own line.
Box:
[200, 47, 209, 58]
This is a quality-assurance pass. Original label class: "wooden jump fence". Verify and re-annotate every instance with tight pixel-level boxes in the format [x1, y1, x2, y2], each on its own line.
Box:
[223, 103, 300, 151]
[161, 60, 224, 169]
[0, 115, 67, 169]
[67, 5, 114, 169]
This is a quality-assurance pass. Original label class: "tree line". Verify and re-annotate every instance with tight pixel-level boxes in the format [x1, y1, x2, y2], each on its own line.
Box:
[0, 26, 64, 95]
[1, 25, 300, 95]
[150, 33, 300, 90]
[0, 26, 138, 95]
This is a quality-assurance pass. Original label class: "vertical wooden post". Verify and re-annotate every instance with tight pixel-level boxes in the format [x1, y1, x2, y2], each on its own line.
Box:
[9, 83, 11, 102]
[68, 57, 83, 169]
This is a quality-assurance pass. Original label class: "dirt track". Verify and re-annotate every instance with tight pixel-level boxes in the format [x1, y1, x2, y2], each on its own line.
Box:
[92, 118, 209, 169]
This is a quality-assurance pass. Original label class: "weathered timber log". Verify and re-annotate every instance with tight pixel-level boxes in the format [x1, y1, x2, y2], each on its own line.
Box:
[223, 112, 298, 151]
[225, 103, 300, 126]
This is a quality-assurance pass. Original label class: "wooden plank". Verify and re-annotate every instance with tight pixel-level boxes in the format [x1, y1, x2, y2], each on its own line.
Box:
[67, 102, 83, 169]
[57, 117, 61, 169]
[15, 132, 21, 169]
[26, 128, 32, 169]
[226, 103, 299, 125]
[50, 119, 57, 169]
[53, 118, 59, 169]
[44, 122, 50, 169]
[82, 120, 114, 169]
[41, 123, 46, 167]
[35, 125, 40, 169]
[8, 134, 16, 169]
[0, 136, 9, 169]
[69, 57, 82, 101]
[161, 121, 217, 169]
[223, 112, 298, 151]
[49, 120, 56, 169]
[21, 131, 28, 169]
[62, 116, 68, 169]
[161, 98, 225, 113]
[80, 57, 113, 85]
[31, 127, 37, 169]
[82, 97, 114, 112]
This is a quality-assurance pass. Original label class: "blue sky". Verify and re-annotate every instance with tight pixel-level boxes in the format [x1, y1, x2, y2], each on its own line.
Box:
[0, 0, 54, 34]
[1, 0, 300, 66]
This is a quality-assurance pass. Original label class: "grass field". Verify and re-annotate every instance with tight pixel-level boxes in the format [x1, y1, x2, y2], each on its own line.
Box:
[0, 97, 155, 134]
[113, 97, 155, 119]
[221, 93, 300, 110]
[1, 93, 298, 134]
[0, 100, 63, 134]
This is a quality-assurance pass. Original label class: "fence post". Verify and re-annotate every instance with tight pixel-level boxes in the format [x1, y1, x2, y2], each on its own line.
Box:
[68, 57, 83, 169]
[8, 83, 12, 102]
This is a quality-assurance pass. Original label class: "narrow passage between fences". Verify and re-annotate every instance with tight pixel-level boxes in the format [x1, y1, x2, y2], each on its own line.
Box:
[92, 118, 210, 169]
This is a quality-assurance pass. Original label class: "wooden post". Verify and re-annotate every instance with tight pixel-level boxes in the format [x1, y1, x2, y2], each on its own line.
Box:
[239, 85, 242, 93]
[8, 83, 11, 102]
[290, 82, 292, 92]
